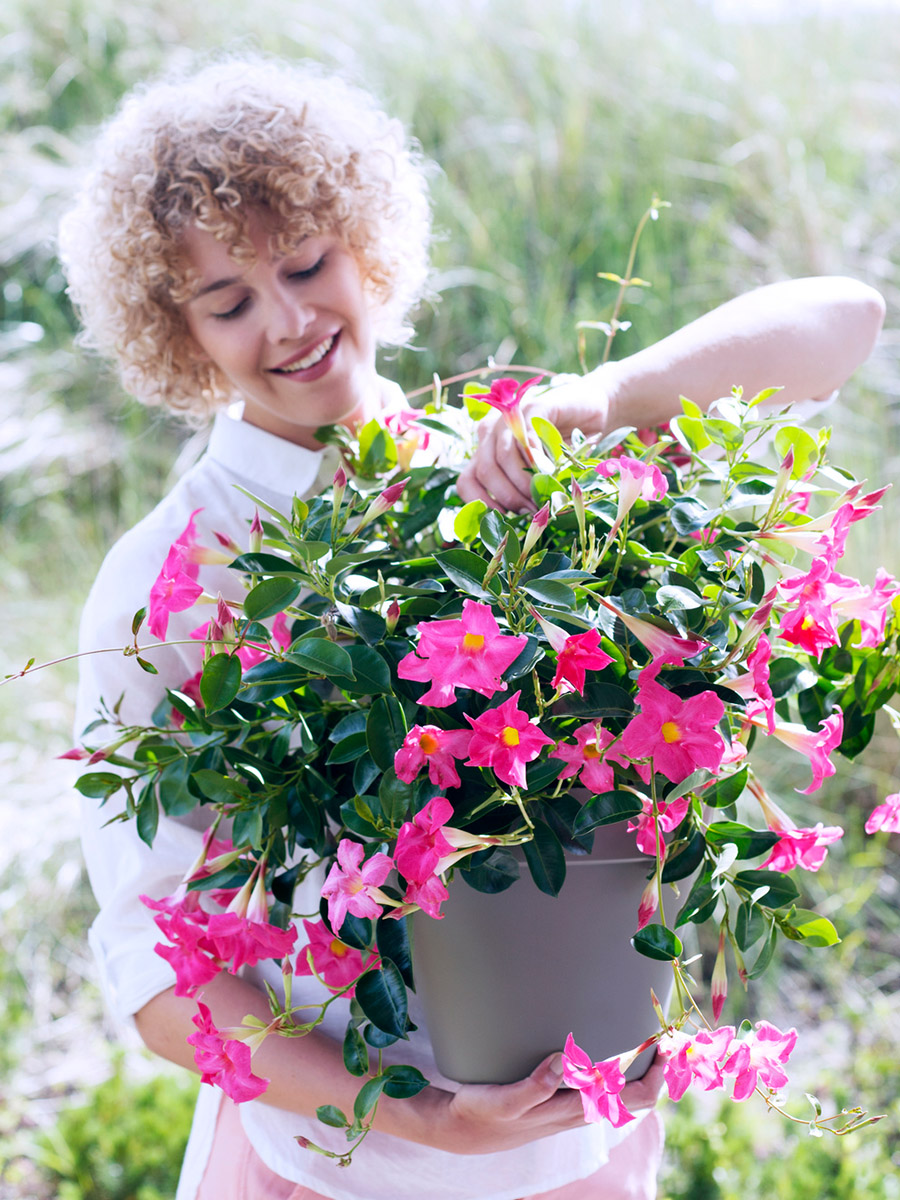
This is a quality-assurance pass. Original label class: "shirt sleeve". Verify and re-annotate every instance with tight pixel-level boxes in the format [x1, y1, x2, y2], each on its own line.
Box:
[76, 505, 215, 1024]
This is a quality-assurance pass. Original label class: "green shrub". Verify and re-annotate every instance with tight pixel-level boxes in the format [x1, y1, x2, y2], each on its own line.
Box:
[35, 1061, 198, 1200]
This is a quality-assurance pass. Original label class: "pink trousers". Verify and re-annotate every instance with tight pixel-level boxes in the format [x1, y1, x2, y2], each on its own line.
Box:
[196, 1097, 663, 1200]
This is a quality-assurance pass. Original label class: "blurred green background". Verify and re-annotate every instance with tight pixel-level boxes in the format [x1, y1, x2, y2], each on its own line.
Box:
[1, 0, 899, 1195]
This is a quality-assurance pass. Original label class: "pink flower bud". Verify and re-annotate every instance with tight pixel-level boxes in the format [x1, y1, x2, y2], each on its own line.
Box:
[334, 465, 348, 490]
[711, 928, 728, 1023]
[213, 530, 242, 555]
[386, 600, 401, 633]
[249, 509, 264, 554]
[358, 479, 409, 529]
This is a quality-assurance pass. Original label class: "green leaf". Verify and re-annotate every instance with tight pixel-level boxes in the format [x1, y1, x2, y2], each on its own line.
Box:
[735, 901, 768, 951]
[232, 806, 263, 848]
[660, 830, 707, 882]
[243, 576, 301, 621]
[632, 924, 683, 961]
[356, 960, 409, 1037]
[774, 426, 819, 478]
[316, 1105, 348, 1129]
[75, 772, 125, 801]
[702, 767, 748, 809]
[339, 645, 392, 695]
[158, 757, 198, 817]
[358, 418, 398, 476]
[675, 878, 718, 927]
[327, 731, 370, 764]
[353, 1075, 388, 1122]
[200, 653, 242, 714]
[706, 821, 779, 859]
[366, 696, 408, 770]
[376, 916, 414, 989]
[230, 552, 302, 576]
[342, 1025, 370, 1077]
[532, 416, 564, 461]
[522, 579, 577, 606]
[460, 849, 520, 893]
[382, 1064, 430, 1099]
[378, 769, 416, 827]
[782, 908, 841, 947]
[240, 660, 307, 702]
[434, 548, 500, 599]
[522, 820, 566, 896]
[671, 415, 712, 453]
[136, 786, 159, 847]
[746, 923, 778, 980]
[572, 790, 643, 836]
[454, 499, 488, 542]
[733, 869, 800, 910]
[192, 769, 245, 803]
[288, 638, 355, 678]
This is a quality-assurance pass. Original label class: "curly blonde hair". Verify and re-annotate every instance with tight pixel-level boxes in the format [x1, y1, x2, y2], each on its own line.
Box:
[58, 56, 432, 419]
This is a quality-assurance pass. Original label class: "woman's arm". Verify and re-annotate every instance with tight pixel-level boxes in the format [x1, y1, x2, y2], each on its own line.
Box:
[458, 276, 886, 512]
[135, 976, 662, 1154]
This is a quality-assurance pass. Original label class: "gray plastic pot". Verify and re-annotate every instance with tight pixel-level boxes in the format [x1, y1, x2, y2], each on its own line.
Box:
[412, 820, 673, 1084]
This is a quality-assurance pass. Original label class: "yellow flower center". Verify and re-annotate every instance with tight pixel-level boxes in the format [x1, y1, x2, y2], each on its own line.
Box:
[329, 938, 349, 957]
[462, 632, 485, 652]
[583, 741, 601, 759]
[501, 726, 520, 747]
[801, 614, 815, 630]
[419, 731, 441, 755]
[661, 721, 682, 744]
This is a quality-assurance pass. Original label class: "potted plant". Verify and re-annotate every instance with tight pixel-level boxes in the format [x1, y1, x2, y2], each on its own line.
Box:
[56, 351, 899, 1158]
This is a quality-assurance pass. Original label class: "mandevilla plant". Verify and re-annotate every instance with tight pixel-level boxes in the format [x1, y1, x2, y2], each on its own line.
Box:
[49, 367, 899, 1160]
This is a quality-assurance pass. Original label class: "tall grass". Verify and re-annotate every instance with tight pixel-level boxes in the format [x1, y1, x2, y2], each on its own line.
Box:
[1, 0, 898, 1193]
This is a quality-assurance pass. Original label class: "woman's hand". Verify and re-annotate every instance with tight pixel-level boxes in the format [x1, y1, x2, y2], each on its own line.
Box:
[400, 1050, 666, 1156]
[456, 374, 611, 513]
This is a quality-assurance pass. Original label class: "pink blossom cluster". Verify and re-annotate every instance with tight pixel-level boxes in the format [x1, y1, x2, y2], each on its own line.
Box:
[562, 1021, 798, 1128]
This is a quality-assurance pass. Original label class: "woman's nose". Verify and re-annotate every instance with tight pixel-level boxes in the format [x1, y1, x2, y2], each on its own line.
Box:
[267, 286, 315, 342]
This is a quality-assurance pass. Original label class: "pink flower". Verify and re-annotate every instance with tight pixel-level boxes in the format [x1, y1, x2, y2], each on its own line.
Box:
[636, 878, 658, 931]
[464, 692, 555, 788]
[561, 1034, 635, 1128]
[188, 1001, 269, 1103]
[394, 726, 472, 789]
[711, 929, 728, 1023]
[831, 567, 900, 648]
[596, 596, 706, 664]
[746, 707, 843, 795]
[762, 823, 844, 872]
[385, 407, 431, 471]
[394, 797, 457, 883]
[271, 611, 293, 650]
[722, 1021, 797, 1101]
[320, 840, 394, 931]
[148, 546, 204, 639]
[724, 635, 775, 733]
[617, 671, 726, 785]
[204, 911, 298, 973]
[294, 918, 378, 996]
[397, 599, 527, 707]
[550, 722, 616, 793]
[357, 479, 409, 530]
[468, 376, 544, 462]
[541, 622, 614, 696]
[658, 1026, 735, 1101]
[626, 794, 690, 858]
[596, 456, 668, 539]
[404, 873, 451, 920]
[776, 558, 844, 657]
[865, 793, 900, 834]
[148, 908, 221, 997]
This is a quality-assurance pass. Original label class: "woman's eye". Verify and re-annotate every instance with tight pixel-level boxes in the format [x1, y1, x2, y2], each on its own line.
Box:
[289, 256, 325, 281]
[212, 297, 249, 321]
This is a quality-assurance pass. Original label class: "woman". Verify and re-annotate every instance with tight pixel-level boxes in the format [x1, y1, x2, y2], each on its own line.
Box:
[59, 54, 884, 1200]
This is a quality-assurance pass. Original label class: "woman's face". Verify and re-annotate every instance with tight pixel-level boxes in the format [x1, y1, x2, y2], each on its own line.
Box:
[180, 214, 379, 448]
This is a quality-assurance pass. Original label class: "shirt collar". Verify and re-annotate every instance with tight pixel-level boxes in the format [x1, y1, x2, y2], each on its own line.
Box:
[206, 408, 331, 502]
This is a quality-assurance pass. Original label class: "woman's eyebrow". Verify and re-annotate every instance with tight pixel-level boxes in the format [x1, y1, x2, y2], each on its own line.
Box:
[194, 276, 243, 299]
